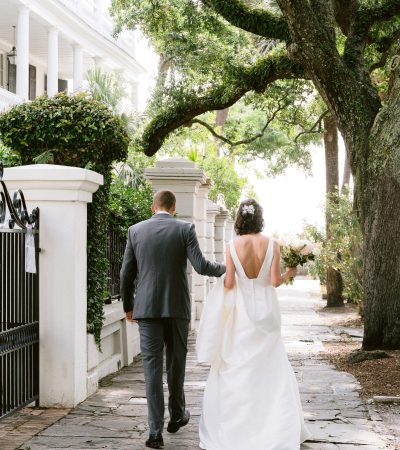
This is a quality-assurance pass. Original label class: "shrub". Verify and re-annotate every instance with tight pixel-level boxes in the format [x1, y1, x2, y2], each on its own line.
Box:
[302, 191, 363, 309]
[0, 142, 21, 167]
[0, 92, 130, 345]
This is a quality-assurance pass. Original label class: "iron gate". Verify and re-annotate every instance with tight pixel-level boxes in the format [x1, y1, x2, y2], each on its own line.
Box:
[0, 163, 40, 419]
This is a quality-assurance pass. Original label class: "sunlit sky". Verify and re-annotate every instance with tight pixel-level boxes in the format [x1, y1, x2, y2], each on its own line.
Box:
[135, 36, 348, 237]
[253, 141, 347, 236]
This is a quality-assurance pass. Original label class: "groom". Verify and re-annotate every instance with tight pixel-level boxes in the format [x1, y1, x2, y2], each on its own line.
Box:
[120, 189, 226, 449]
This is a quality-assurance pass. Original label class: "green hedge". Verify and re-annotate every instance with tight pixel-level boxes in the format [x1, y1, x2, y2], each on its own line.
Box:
[0, 92, 130, 345]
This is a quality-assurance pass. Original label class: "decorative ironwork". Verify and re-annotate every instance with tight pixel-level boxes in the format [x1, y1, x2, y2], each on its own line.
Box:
[105, 223, 126, 304]
[0, 162, 39, 230]
[0, 162, 40, 419]
[0, 322, 39, 356]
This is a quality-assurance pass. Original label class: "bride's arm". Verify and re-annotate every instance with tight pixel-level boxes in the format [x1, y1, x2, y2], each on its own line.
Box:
[270, 241, 297, 287]
[224, 244, 236, 289]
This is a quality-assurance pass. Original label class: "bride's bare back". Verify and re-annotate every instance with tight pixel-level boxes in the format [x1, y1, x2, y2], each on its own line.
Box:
[233, 234, 269, 278]
[224, 233, 296, 289]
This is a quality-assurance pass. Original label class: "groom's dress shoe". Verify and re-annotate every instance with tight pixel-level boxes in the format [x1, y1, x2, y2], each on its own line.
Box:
[167, 410, 190, 433]
[145, 434, 164, 449]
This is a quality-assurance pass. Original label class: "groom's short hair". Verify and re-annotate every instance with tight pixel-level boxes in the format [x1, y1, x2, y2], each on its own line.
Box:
[153, 190, 176, 210]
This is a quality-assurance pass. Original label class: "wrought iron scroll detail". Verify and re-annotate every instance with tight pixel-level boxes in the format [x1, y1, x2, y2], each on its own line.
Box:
[0, 162, 39, 230]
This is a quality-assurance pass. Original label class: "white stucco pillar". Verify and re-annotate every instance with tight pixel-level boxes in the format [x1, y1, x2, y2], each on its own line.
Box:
[214, 208, 229, 263]
[144, 158, 207, 326]
[16, 6, 30, 100]
[4, 164, 103, 408]
[193, 181, 211, 319]
[47, 28, 59, 97]
[72, 45, 83, 92]
[206, 200, 220, 292]
[225, 217, 235, 244]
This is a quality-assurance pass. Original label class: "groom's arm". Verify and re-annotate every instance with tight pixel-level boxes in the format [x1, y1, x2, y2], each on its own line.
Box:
[120, 229, 138, 313]
[186, 224, 226, 277]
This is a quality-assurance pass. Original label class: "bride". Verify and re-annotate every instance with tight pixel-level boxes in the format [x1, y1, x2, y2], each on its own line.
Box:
[197, 199, 312, 450]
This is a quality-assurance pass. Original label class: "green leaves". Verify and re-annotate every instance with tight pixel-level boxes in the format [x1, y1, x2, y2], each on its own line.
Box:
[302, 191, 364, 307]
[0, 91, 131, 349]
[0, 92, 129, 166]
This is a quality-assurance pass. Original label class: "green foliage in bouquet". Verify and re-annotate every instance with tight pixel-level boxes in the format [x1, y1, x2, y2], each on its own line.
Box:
[280, 240, 316, 284]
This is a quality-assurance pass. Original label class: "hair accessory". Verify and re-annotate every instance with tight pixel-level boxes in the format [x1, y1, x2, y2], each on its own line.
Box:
[242, 204, 255, 216]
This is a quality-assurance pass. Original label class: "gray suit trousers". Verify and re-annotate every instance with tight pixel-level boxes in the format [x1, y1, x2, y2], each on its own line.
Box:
[138, 318, 189, 436]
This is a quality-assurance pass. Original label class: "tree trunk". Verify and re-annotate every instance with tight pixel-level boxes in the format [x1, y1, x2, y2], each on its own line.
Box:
[362, 176, 400, 349]
[341, 151, 351, 192]
[361, 60, 400, 350]
[324, 115, 344, 307]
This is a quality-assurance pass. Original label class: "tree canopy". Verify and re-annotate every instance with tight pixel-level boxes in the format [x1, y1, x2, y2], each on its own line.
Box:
[111, 0, 400, 350]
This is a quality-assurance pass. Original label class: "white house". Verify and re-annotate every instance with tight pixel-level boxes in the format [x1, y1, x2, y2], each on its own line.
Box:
[0, 0, 147, 111]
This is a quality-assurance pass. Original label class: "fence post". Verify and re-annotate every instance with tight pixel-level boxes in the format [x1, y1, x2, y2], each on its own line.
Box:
[4, 164, 103, 407]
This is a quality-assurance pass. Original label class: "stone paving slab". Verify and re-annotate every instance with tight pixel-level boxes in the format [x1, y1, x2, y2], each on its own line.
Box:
[18, 281, 392, 449]
[0, 408, 70, 450]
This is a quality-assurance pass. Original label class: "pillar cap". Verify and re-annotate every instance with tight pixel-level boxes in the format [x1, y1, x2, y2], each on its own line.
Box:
[3, 164, 104, 202]
[144, 158, 206, 184]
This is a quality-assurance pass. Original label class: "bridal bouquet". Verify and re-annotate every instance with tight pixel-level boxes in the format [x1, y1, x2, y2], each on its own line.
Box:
[280, 239, 321, 284]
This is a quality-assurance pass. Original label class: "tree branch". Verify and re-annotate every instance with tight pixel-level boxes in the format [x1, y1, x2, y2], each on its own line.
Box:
[201, 0, 289, 41]
[361, 0, 400, 29]
[190, 97, 286, 148]
[344, 1, 400, 76]
[294, 110, 329, 142]
[139, 54, 305, 156]
[333, 0, 358, 35]
[190, 118, 271, 147]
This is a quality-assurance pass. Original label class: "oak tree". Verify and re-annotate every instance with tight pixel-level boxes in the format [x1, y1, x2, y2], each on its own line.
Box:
[112, 0, 400, 349]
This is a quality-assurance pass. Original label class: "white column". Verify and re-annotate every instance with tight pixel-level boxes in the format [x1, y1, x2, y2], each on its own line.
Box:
[144, 158, 207, 327]
[4, 164, 103, 408]
[16, 6, 30, 100]
[206, 200, 220, 292]
[47, 28, 59, 97]
[214, 208, 229, 263]
[225, 217, 235, 244]
[72, 45, 83, 92]
[194, 181, 211, 319]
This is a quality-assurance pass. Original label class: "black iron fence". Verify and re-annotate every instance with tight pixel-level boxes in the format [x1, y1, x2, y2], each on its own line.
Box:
[105, 224, 126, 304]
[0, 163, 40, 419]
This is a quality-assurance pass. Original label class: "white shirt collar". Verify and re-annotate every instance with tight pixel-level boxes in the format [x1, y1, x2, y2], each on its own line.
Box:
[155, 211, 171, 215]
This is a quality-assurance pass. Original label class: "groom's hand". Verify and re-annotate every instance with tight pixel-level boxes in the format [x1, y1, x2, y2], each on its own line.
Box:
[125, 311, 137, 323]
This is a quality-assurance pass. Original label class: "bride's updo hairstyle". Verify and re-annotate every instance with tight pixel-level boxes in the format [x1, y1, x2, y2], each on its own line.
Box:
[234, 199, 264, 235]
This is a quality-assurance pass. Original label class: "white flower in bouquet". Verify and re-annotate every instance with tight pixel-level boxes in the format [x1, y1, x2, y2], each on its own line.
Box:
[312, 246, 322, 256]
[300, 241, 314, 255]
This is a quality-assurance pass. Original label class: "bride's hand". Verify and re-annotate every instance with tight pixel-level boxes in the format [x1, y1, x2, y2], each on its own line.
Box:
[285, 267, 297, 278]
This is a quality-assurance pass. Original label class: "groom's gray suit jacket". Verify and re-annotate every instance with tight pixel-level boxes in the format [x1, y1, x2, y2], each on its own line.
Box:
[120, 213, 226, 320]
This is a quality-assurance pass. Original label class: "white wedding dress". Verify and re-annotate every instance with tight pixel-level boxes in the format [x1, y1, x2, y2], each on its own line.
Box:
[197, 239, 311, 450]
